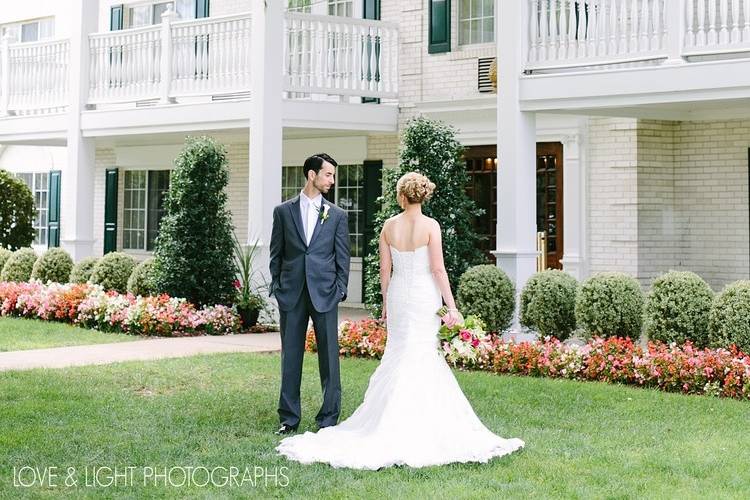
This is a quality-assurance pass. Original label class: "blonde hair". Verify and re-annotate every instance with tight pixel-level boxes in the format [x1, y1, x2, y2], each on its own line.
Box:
[396, 172, 436, 204]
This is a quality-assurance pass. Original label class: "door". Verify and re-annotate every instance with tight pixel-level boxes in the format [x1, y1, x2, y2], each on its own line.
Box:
[536, 142, 564, 270]
[463, 145, 497, 262]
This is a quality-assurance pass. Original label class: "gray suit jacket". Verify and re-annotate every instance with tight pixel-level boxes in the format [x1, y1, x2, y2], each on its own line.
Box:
[268, 195, 351, 313]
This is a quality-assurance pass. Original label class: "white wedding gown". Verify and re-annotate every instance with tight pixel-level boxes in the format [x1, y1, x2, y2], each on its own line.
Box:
[276, 245, 524, 469]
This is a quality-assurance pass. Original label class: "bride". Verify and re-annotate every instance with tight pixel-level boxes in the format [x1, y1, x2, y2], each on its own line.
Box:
[276, 172, 524, 469]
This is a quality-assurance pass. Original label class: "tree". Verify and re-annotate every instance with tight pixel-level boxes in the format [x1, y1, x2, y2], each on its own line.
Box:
[363, 117, 485, 317]
[152, 137, 237, 306]
[0, 169, 35, 250]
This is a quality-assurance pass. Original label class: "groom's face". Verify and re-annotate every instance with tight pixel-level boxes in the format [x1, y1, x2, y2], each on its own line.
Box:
[310, 161, 336, 194]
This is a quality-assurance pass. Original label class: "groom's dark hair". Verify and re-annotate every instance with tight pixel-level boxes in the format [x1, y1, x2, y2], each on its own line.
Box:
[303, 153, 338, 179]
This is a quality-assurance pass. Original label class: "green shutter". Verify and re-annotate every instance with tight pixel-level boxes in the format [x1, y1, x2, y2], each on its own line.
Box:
[362, 0, 381, 104]
[362, 160, 382, 299]
[110, 5, 124, 30]
[428, 0, 451, 54]
[47, 170, 61, 248]
[104, 168, 118, 254]
[196, 0, 210, 18]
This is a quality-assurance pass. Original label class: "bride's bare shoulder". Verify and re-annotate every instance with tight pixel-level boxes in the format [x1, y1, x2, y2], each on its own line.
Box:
[424, 216, 440, 229]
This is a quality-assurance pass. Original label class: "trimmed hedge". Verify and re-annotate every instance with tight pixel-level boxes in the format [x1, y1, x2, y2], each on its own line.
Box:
[708, 280, 750, 353]
[520, 270, 578, 340]
[31, 248, 74, 284]
[575, 272, 644, 340]
[645, 271, 713, 347]
[0, 248, 37, 282]
[456, 264, 515, 333]
[127, 258, 157, 296]
[90, 252, 136, 293]
[70, 257, 99, 284]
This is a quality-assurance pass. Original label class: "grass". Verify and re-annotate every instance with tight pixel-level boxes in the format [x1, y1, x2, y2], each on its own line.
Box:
[0, 318, 139, 352]
[1, 352, 748, 498]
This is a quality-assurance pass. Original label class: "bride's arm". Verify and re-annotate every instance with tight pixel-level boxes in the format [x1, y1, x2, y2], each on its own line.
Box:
[378, 225, 392, 318]
[427, 220, 459, 316]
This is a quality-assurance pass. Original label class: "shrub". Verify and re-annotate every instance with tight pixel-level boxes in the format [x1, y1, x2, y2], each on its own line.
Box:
[0, 169, 35, 250]
[70, 257, 99, 284]
[520, 270, 578, 340]
[0, 248, 37, 282]
[708, 281, 750, 353]
[456, 264, 515, 333]
[30, 248, 74, 284]
[152, 136, 236, 306]
[0, 248, 11, 275]
[645, 271, 713, 347]
[363, 117, 485, 318]
[90, 252, 136, 293]
[127, 258, 157, 296]
[575, 272, 644, 340]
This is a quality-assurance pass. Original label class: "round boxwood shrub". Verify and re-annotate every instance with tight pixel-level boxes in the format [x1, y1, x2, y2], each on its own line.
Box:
[127, 258, 157, 296]
[708, 281, 750, 353]
[0, 248, 37, 282]
[70, 257, 99, 284]
[90, 252, 136, 293]
[456, 264, 515, 333]
[575, 272, 644, 340]
[520, 269, 578, 340]
[0, 248, 11, 275]
[30, 248, 74, 284]
[645, 271, 713, 347]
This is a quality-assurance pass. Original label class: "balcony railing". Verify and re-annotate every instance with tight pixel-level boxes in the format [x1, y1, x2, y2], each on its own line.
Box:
[525, 0, 750, 72]
[0, 11, 398, 117]
[0, 37, 69, 115]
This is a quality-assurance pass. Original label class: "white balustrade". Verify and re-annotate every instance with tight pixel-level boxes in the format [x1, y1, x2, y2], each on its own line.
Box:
[0, 37, 69, 115]
[526, 0, 669, 70]
[684, 0, 750, 54]
[283, 13, 398, 98]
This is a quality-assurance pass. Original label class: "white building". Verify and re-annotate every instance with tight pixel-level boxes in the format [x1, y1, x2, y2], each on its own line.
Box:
[0, 0, 748, 312]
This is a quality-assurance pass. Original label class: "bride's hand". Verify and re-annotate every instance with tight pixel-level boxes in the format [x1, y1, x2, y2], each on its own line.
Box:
[380, 304, 387, 322]
[441, 310, 459, 328]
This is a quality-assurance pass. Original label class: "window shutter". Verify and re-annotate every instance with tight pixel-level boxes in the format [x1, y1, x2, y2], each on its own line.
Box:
[196, 0, 210, 18]
[110, 5, 124, 30]
[362, 160, 382, 299]
[104, 168, 118, 254]
[47, 170, 61, 248]
[428, 0, 451, 54]
[362, 0, 381, 104]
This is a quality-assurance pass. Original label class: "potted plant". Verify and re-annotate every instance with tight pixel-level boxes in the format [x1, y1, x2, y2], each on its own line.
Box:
[232, 233, 268, 329]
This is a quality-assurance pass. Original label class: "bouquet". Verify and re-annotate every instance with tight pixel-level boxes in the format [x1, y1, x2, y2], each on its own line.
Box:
[436, 306, 490, 366]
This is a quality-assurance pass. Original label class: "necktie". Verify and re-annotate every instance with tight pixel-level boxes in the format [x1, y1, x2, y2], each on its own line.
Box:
[306, 200, 319, 245]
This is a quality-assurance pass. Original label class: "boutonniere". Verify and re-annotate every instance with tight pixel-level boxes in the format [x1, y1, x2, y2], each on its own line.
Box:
[318, 203, 331, 224]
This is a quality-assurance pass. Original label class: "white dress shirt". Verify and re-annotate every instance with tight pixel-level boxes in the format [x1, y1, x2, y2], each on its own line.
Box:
[300, 190, 322, 245]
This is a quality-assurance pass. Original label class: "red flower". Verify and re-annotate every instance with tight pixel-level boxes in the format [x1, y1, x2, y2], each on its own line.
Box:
[233, 279, 241, 289]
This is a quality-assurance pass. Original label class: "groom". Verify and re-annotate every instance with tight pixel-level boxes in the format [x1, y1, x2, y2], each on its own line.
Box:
[269, 153, 350, 435]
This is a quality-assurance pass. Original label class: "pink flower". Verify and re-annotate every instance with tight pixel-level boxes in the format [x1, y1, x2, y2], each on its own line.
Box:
[471, 338, 480, 348]
[233, 279, 241, 289]
[460, 330, 471, 341]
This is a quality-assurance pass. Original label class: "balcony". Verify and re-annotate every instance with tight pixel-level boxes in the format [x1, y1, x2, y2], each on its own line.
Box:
[517, 0, 750, 116]
[0, 11, 398, 139]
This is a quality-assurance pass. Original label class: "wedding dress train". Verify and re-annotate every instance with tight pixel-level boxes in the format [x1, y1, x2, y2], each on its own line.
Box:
[276, 245, 524, 469]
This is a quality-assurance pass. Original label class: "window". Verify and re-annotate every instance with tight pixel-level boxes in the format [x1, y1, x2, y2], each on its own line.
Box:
[281, 164, 364, 257]
[328, 0, 353, 17]
[123, 170, 170, 251]
[287, 0, 312, 13]
[15, 173, 49, 246]
[459, 0, 494, 45]
[125, 0, 194, 28]
[1, 17, 54, 43]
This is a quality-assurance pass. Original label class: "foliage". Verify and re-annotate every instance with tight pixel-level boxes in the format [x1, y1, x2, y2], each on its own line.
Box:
[575, 272, 644, 340]
[520, 270, 578, 340]
[69, 257, 99, 284]
[0, 248, 37, 282]
[90, 252, 136, 293]
[127, 258, 158, 296]
[0, 169, 35, 250]
[708, 280, 750, 353]
[31, 248, 74, 284]
[456, 264, 515, 333]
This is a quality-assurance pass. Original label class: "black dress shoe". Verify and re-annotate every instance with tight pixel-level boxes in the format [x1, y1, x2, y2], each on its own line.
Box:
[274, 424, 298, 435]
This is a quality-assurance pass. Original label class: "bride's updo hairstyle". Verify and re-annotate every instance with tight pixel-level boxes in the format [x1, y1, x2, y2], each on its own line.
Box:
[396, 172, 436, 204]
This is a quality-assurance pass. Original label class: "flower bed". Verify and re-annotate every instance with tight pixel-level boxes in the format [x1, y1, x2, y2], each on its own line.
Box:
[306, 318, 750, 400]
[0, 281, 240, 336]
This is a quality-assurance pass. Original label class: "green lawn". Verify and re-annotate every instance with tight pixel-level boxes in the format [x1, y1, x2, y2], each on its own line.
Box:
[1, 352, 748, 499]
[0, 318, 139, 352]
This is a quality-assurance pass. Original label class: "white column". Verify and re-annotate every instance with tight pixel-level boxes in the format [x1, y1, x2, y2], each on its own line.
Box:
[560, 133, 584, 281]
[61, 0, 98, 261]
[159, 5, 177, 104]
[249, 0, 283, 290]
[494, 0, 537, 333]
